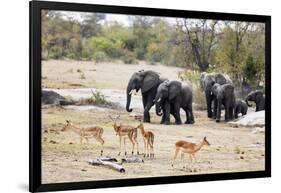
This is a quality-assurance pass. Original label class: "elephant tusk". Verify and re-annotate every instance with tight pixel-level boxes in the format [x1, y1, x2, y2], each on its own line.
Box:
[129, 89, 135, 95]
[157, 98, 161, 103]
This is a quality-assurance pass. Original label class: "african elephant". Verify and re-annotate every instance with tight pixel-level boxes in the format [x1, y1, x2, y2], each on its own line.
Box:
[154, 80, 194, 125]
[126, 70, 166, 122]
[234, 100, 248, 118]
[211, 83, 236, 122]
[200, 72, 233, 118]
[245, 90, 265, 112]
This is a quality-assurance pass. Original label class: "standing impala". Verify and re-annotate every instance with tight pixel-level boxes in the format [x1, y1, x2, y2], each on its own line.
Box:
[108, 115, 139, 156]
[61, 120, 105, 156]
[171, 137, 210, 168]
[136, 123, 154, 158]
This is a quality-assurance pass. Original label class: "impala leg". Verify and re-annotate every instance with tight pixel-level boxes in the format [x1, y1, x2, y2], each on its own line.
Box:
[171, 148, 180, 167]
[143, 138, 146, 157]
[118, 136, 122, 156]
[188, 154, 193, 170]
[146, 140, 149, 157]
[128, 136, 135, 155]
[181, 152, 185, 167]
[135, 137, 139, 155]
[95, 136, 104, 156]
[124, 138, 127, 156]
[80, 137, 83, 144]
[150, 144, 154, 158]
[192, 154, 197, 163]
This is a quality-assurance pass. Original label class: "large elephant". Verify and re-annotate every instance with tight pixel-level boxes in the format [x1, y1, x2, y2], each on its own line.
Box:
[234, 99, 248, 118]
[245, 90, 265, 112]
[154, 80, 194, 125]
[200, 72, 233, 118]
[126, 70, 166, 122]
[211, 83, 236, 122]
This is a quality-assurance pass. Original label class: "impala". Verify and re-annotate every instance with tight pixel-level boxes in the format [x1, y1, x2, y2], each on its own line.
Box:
[61, 120, 104, 156]
[136, 123, 154, 158]
[171, 137, 210, 168]
[109, 115, 139, 156]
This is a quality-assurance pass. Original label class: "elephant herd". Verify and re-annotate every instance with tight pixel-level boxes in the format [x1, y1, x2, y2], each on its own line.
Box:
[126, 70, 265, 124]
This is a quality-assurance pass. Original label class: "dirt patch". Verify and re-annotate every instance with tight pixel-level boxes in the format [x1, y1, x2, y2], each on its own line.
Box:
[41, 60, 265, 184]
[42, 107, 265, 184]
[42, 60, 184, 89]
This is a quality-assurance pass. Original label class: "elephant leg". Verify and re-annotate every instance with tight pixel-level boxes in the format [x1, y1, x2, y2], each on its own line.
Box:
[229, 106, 234, 120]
[234, 105, 239, 119]
[213, 99, 218, 119]
[206, 93, 213, 118]
[184, 108, 189, 124]
[225, 103, 229, 121]
[173, 104, 182, 125]
[216, 102, 221, 122]
[186, 104, 195, 124]
[160, 115, 165, 124]
[142, 94, 151, 122]
[170, 104, 177, 120]
[163, 101, 171, 125]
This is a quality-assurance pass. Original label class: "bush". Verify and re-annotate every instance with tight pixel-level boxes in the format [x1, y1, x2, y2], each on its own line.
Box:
[121, 50, 137, 64]
[193, 85, 206, 111]
[92, 51, 108, 63]
[48, 45, 63, 59]
[178, 70, 206, 110]
[77, 89, 107, 105]
[178, 69, 201, 83]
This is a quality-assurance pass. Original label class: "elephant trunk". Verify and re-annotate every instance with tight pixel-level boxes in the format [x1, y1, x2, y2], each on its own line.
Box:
[155, 101, 163, 116]
[126, 86, 133, 112]
[245, 96, 252, 107]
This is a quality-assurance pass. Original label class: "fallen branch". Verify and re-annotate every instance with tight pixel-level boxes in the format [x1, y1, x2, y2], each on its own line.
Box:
[88, 157, 125, 173]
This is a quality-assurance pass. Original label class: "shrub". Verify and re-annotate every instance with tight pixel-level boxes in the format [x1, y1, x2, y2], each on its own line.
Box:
[92, 51, 108, 63]
[193, 85, 206, 111]
[77, 89, 107, 105]
[121, 50, 137, 64]
[48, 45, 63, 59]
[178, 70, 206, 110]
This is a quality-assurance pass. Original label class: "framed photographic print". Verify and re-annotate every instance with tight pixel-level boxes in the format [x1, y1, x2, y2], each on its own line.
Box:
[30, 0, 271, 192]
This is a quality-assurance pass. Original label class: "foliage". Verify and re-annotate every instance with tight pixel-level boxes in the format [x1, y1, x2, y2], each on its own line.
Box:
[42, 11, 265, 89]
[92, 51, 109, 63]
[121, 50, 137, 64]
[178, 70, 206, 110]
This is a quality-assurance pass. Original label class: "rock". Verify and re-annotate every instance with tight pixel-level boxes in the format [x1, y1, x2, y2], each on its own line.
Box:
[252, 127, 265, 134]
[42, 90, 75, 106]
[228, 110, 265, 127]
[49, 140, 58, 144]
[121, 156, 144, 163]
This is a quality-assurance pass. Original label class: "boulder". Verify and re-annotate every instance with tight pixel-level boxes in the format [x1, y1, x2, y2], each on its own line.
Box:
[42, 90, 74, 105]
[228, 110, 265, 127]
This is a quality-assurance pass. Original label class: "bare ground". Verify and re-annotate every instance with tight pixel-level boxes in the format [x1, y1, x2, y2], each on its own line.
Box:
[41, 60, 265, 184]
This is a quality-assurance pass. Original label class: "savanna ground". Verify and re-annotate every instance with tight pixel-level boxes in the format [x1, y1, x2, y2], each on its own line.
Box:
[41, 60, 265, 184]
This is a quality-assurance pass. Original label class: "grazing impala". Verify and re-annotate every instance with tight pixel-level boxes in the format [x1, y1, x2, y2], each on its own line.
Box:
[136, 123, 154, 158]
[61, 120, 104, 156]
[108, 115, 139, 156]
[171, 137, 210, 168]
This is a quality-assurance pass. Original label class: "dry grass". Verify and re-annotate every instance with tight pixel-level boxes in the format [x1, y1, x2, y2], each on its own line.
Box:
[42, 60, 184, 89]
[42, 107, 265, 184]
[41, 60, 265, 184]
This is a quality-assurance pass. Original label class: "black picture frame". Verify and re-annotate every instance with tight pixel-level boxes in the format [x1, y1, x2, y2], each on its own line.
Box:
[29, 1, 271, 192]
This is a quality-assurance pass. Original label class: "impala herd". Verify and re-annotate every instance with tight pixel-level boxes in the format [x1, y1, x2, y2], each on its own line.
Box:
[60, 115, 210, 169]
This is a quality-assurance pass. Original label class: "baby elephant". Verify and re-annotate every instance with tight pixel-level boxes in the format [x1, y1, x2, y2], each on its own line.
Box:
[234, 100, 248, 118]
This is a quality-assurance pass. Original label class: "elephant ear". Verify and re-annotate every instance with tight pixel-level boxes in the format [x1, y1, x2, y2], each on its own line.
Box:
[141, 71, 160, 93]
[168, 81, 182, 100]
